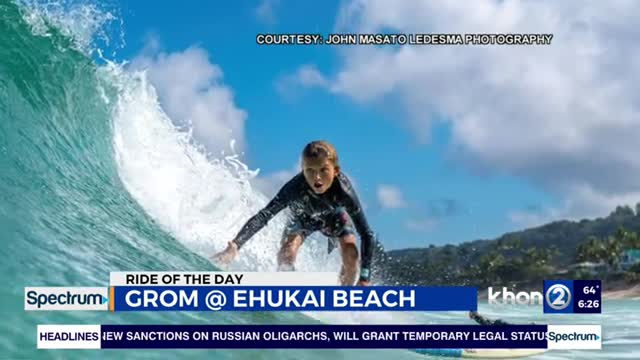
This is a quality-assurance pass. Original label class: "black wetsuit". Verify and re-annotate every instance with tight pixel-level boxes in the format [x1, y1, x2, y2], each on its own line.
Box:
[232, 172, 376, 277]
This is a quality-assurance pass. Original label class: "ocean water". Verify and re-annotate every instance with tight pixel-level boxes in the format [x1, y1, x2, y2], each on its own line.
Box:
[0, 0, 638, 359]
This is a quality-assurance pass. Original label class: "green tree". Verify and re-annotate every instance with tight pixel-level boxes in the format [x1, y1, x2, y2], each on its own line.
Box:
[477, 250, 506, 285]
[604, 235, 624, 270]
[612, 205, 634, 218]
[616, 228, 640, 249]
[576, 236, 607, 263]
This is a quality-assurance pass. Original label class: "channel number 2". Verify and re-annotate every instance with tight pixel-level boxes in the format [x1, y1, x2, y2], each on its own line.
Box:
[545, 284, 572, 310]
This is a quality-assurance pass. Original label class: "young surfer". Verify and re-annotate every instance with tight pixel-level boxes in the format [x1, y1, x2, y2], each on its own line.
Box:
[211, 140, 377, 286]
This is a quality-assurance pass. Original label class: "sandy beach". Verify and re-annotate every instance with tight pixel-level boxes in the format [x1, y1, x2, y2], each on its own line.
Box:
[602, 282, 640, 300]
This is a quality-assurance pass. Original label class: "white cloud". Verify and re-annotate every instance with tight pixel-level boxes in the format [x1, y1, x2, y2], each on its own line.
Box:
[405, 218, 438, 232]
[129, 38, 247, 157]
[251, 163, 300, 198]
[294, 64, 330, 87]
[255, 0, 279, 25]
[377, 184, 407, 209]
[275, 64, 330, 100]
[510, 184, 640, 228]
[508, 209, 557, 229]
[293, 0, 640, 221]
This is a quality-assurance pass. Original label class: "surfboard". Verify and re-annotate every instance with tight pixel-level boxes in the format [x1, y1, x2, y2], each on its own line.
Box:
[413, 348, 547, 358]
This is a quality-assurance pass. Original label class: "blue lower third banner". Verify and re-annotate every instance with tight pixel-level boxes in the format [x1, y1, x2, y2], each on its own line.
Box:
[103, 324, 547, 349]
[111, 286, 477, 312]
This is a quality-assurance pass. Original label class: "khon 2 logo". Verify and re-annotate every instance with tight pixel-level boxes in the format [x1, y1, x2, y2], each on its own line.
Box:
[544, 280, 574, 313]
[487, 280, 577, 314]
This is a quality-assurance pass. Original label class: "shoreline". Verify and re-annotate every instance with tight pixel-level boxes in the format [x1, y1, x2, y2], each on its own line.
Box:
[602, 283, 640, 300]
[476, 281, 640, 300]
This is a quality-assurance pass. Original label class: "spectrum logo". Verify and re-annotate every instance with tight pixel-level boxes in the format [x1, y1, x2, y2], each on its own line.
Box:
[25, 287, 109, 311]
[546, 325, 602, 350]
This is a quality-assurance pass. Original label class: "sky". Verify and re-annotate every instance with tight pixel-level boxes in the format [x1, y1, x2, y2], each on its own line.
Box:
[105, 0, 639, 250]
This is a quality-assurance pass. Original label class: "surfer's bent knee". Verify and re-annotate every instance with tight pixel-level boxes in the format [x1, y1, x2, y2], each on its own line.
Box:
[277, 234, 303, 270]
[339, 234, 358, 265]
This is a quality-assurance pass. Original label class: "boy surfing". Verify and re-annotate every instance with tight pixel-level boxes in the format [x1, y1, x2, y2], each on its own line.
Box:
[211, 140, 377, 286]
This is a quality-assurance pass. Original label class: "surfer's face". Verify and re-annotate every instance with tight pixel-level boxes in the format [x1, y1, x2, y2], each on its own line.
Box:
[302, 158, 337, 194]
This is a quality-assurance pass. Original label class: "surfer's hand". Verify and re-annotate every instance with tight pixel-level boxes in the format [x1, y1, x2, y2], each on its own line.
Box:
[210, 241, 238, 265]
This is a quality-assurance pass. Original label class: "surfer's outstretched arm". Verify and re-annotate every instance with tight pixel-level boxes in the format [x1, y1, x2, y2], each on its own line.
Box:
[232, 195, 288, 249]
[469, 311, 510, 326]
[210, 177, 296, 265]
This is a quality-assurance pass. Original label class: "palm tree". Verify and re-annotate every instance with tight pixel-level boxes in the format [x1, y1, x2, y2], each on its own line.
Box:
[616, 228, 640, 249]
[605, 235, 624, 270]
[576, 236, 607, 263]
[478, 250, 506, 285]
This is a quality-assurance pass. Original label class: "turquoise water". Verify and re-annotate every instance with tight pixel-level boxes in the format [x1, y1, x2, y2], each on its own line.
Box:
[0, 1, 638, 359]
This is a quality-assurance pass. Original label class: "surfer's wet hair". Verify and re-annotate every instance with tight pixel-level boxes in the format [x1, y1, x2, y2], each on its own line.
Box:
[301, 140, 340, 170]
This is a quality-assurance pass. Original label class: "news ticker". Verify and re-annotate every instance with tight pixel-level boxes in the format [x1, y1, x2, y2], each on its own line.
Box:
[37, 324, 601, 350]
[23, 272, 601, 313]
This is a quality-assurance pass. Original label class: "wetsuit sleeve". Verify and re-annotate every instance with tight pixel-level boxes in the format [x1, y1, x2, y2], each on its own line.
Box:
[340, 175, 376, 276]
[232, 176, 298, 249]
